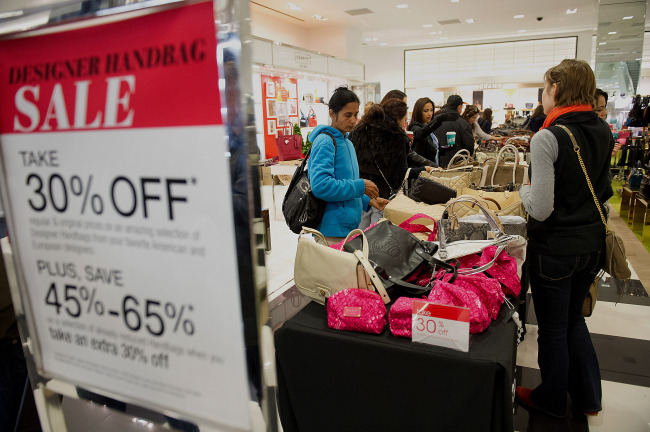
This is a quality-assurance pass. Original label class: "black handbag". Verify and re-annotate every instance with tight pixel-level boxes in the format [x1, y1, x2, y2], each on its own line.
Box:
[282, 132, 335, 234]
[300, 110, 308, 128]
[342, 220, 455, 294]
[408, 175, 457, 204]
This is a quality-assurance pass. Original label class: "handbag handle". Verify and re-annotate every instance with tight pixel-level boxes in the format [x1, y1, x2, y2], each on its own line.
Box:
[447, 149, 472, 169]
[490, 144, 519, 187]
[282, 121, 294, 134]
[556, 125, 608, 229]
[438, 197, 507, 259]
[399, 213, 438, 241]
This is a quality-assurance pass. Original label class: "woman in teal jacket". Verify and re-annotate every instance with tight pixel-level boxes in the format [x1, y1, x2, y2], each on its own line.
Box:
[308, 87, 384, 242]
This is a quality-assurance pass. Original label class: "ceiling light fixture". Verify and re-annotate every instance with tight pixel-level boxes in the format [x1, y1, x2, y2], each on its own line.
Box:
[608, 31, 617, 34]
[566, 8, 577, 14]
[422, 24, 433, 28]
[450, 0, 460, 3]
[396, 4, 408, 8]
[466, 18, 475, 23]
[599, 42, 606, 45]
[514, 14, 524, 19]
[0, 10, 23, 19]
[285, 2, 301, 10]
[623, 15, 634, 19]
[312, 14, 328, 20]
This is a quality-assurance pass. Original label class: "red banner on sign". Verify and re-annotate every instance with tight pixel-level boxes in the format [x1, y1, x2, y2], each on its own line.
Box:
[412, 300, 470, 322]
[0, 1, 222, 133]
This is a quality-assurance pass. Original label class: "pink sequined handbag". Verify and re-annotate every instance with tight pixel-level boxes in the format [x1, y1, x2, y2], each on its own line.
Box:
[428, 280, 491, 334]
[388, 297, 416, 338]
[439, 273, 504, 320]
[327, 289, 387, 334]
[479, 246, 521, 297]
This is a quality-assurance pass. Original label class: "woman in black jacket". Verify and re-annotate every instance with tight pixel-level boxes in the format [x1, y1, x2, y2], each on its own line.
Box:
[408, 97, 440, 165]
[351, 98, 434, 229]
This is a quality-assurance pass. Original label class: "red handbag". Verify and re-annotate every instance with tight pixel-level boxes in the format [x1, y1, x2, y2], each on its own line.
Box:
[308, 107, 317, 127]
[275, 122, 303, 161]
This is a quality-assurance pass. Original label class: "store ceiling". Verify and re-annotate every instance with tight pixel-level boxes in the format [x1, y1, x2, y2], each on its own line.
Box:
[251, 0, 613, 48]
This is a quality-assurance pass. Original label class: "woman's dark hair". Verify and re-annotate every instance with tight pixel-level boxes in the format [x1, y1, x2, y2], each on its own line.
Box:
[357, 98, 407, 127]
[532, 104, 545, 118]
[481, 108, 493, 122]
[328, 86, 360, 114]
[411, 97, 434, 123]
[594, 88, 608, 105]
[380, 89, 407, 104]
[461, 105, 480, 122]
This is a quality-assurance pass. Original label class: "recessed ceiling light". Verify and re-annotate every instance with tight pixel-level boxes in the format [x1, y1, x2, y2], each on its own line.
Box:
[380, 42, 388, 46]
[422, 24, 433, 28]
[566, 8, 577, 14]
[396, 4, 408, 8]
[514, 14, 524, 19]
[450, 0, 460, 3]
[312, 14, 328, 20]
[623, 16, 634, 19]
[518, 30, 526, 33]
[466, 18, 475, 23]
[285, 2, 301, 10]
[599, 42, 606, 45]
[608, 31, 617, 34]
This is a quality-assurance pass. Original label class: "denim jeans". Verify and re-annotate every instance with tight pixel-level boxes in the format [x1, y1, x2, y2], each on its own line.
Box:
[528, 249, 603, 415]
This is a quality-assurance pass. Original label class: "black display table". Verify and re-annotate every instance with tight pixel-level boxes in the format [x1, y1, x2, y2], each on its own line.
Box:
[275, 301, 517, 432]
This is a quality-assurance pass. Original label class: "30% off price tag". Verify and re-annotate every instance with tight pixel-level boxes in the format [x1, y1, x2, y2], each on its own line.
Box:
[411, 299, 470, 352]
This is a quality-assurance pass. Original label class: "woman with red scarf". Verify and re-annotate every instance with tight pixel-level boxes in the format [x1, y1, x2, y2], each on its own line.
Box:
[516, 59, 613, 418]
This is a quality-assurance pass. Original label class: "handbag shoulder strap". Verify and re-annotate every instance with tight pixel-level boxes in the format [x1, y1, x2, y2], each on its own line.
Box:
[556, 125, 608, 230]
[353, 250, 391, 304]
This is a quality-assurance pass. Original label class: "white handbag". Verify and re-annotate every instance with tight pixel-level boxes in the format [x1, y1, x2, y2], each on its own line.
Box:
[434, 197, 527, 277]
[294, 228, 390, 305]
[479, 144, 529, 187]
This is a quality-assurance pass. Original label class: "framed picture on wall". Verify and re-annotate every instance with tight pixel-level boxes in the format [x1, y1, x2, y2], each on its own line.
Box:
[267, 119, 276, 135]
[289, 100, 298, 116]
[267, 99, 277, 117]
[288, 83, 297, 99]
[266, 81, 275, 98]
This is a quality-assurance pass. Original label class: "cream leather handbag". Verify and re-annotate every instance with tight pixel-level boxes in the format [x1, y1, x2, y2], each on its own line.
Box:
[294, 228, 390, 305]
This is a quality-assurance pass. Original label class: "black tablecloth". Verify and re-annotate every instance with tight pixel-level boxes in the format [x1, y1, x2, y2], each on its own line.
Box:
[275, 301, 517, 432]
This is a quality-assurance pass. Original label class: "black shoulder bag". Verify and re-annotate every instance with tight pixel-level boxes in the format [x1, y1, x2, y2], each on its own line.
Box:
[282, 132, 336, 234]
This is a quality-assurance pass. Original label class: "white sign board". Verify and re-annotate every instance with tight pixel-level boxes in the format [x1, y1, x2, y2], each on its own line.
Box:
[0, 2, 251, 429]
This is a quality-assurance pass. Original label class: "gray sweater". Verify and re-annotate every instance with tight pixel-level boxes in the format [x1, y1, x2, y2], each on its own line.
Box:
[519, 129, 557, 221]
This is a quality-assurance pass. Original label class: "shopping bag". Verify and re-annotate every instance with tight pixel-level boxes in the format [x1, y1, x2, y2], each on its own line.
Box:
[275, 121, 303, 161]
[308, 107, 317, 127]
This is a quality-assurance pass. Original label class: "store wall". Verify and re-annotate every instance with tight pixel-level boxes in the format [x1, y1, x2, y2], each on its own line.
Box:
[250, 8, 361, 60]
[362, 30, 593, 95]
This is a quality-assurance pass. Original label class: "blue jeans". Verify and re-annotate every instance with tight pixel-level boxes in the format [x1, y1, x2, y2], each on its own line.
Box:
[528, 249, 603, 415]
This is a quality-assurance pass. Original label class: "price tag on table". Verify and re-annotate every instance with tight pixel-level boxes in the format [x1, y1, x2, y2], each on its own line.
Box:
[411, 300, 470, 352]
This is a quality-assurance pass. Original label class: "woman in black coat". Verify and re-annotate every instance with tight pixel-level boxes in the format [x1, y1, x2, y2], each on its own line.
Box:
[408, 97, 440, 165]
[351, 98, 434, 229]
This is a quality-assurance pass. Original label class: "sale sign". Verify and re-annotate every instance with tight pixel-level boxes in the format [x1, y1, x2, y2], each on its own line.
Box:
[411, 300, 470, 352]
[0, 2, 250, 429]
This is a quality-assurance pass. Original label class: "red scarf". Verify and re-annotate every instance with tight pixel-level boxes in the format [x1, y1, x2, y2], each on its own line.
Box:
[540, 104, 593, 130]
